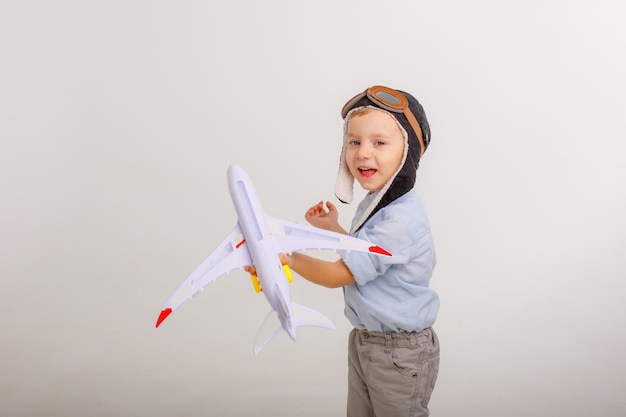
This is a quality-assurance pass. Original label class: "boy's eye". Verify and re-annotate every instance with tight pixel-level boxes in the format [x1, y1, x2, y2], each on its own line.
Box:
[375, 140, 386, 146]
[348, 140, 360, 146]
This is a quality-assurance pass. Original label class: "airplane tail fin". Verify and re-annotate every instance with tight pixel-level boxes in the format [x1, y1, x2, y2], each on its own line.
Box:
[252, 303, 335, 355]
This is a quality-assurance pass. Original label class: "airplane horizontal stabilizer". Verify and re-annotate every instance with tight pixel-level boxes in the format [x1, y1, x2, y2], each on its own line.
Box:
[253, 309, 285, 356]
[292, 302, 335, 330]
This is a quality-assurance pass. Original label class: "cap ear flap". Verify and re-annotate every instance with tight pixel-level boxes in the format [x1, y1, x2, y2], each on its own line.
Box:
[334, 141, 354, 204]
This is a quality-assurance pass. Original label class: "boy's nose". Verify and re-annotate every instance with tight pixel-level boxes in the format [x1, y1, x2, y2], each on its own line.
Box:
[356, 144, 372, 159]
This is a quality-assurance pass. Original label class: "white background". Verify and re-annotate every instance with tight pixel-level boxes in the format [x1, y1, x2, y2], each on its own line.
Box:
[1, 1, 625, 416]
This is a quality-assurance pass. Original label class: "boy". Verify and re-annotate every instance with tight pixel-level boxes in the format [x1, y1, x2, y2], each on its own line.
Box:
[282, 85, 440, 417]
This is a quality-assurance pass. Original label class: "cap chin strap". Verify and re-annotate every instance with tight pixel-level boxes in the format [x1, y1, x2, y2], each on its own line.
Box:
[402, 107, 425, 157]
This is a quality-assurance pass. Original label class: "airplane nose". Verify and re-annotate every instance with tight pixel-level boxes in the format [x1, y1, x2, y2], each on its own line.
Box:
[227, 163, 246, 178]
[227, 163, 239, 176]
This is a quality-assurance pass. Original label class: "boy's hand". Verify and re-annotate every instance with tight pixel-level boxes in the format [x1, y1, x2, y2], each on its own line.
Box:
[245, 254, 292, 276]
[279, 252, 292, 268]
[305, 201, 343, 233]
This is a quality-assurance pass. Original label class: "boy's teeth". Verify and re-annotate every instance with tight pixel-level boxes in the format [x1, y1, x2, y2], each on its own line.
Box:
[359, 167, 376, 177]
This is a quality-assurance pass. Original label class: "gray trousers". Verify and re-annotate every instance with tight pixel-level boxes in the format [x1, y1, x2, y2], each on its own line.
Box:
[347, 327, 440, 417]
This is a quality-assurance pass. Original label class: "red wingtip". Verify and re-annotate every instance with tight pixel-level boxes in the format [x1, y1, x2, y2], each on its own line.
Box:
[369, 245, 392, 257]
[156, 308, 173, 328]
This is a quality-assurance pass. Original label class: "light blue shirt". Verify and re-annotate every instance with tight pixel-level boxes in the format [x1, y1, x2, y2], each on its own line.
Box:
[342, 190, 440, 332]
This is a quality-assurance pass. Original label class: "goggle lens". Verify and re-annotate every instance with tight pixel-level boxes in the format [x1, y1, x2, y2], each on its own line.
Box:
[374, 90, 401, 106]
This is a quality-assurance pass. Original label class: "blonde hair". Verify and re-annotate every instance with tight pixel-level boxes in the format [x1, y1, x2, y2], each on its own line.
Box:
[347, 106, 377, 119]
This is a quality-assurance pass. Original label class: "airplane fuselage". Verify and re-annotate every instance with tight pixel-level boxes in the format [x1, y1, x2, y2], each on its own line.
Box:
[227, 164, 296, 339]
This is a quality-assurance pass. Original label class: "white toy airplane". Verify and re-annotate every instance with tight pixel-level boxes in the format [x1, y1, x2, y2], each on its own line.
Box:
[156, 164, 392, 355]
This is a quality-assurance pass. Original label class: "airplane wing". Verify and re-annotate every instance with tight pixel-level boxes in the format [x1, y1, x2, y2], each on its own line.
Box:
[156, 222, 252, 327]
[267, 216, 392, 257]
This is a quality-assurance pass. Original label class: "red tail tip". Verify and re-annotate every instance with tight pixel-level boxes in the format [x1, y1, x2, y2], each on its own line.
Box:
[369, 246, 392, 257]
[156, 308, 173, 328]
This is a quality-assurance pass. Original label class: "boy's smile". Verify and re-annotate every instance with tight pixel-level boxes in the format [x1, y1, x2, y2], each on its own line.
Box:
[345, 109, 405, 193]
[358, 167, 377, 178]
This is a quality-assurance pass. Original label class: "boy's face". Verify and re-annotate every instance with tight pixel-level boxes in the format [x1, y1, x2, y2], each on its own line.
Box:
[345, 109, 405, 193]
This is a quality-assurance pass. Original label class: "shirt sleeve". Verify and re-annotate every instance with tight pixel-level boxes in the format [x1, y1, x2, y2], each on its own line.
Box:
[342, 217, 415, 285]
